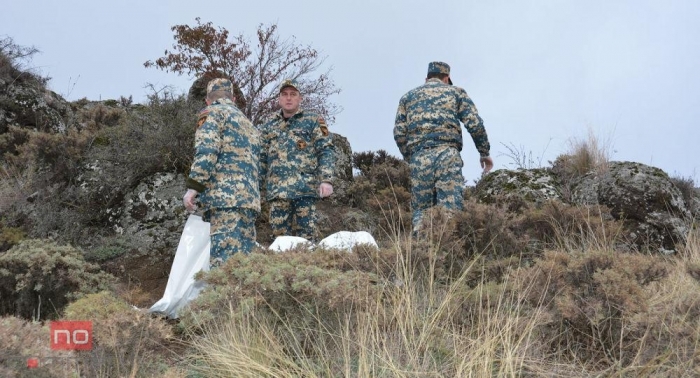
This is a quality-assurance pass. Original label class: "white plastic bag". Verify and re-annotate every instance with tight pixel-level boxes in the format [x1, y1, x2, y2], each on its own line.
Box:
[149, 214, 210, 318]
[268, 232, 379, 253]
[319, 231, 378, 251]
[269, 235, 313, 252]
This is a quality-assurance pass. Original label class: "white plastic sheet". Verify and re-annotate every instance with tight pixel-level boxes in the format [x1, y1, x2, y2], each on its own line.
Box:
[149, 214, 210, 318]
[269, 236, 313, 252]
[318, 231, 378, 251]
[269, 231, 378, 253]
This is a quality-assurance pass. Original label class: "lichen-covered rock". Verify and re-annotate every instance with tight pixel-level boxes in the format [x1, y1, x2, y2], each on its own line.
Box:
[115, 173, 189, 254]
[474, 168, 562, 205]
[571, 161, 691, 253]
[689, 188, 700, 221]
[0, 81, 72, 133]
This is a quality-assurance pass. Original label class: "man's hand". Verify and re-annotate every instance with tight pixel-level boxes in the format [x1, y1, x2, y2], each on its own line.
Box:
[183, 189, 199, 213]
[319, 182, 334, 198]
[480, 156, 494, 174]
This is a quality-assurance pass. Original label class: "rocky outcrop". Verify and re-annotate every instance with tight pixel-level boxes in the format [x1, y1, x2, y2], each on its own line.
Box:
[474, 161, 694, 253]
[569, 162, 691, 253]
[0, 52, 72, 133]
[475, 168, 562, 205]
[114, 173, 189, 252]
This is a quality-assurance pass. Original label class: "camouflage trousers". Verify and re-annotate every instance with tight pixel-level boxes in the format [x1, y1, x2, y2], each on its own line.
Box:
[207, 207, 258, 268]
[268, 197, 318, 241]
[409, 145, 464, 230]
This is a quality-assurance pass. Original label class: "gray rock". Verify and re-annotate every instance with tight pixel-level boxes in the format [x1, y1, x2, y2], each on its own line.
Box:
[115, 173, 189, 254]
[571, 161, 691, 253]
[1, 83, 72, 133]
[475, 168, 562, 205]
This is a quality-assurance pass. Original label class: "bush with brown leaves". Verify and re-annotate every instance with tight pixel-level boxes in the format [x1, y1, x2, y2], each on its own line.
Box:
[0, 316, 78, 377]
[516, 249, 669, 364]
[63, 291, 174, 377]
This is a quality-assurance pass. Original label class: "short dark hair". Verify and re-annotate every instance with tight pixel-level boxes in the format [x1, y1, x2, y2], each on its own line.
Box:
[207, 90, 233, 102]
[427, 72, 449, 80]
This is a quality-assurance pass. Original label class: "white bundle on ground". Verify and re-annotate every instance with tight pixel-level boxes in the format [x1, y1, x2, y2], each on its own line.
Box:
[149, 214, 210, 318]
[269, 231, 378, 253]
[269, 236, 313, 252]
[318, 231, 378, 251]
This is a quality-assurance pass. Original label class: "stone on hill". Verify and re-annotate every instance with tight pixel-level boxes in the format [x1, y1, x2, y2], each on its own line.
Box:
[569, 161, 691, 253]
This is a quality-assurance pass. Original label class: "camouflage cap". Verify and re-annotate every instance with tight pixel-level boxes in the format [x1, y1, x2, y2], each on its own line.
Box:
[206, 78, 234, 94]
[279, 78, 300, 93]
[427, 61, 453, 85]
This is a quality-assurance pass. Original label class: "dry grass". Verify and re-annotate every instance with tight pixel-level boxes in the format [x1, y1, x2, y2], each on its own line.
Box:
[569, 127, 613, 175]
[181, 211, 700, 377]
[184, 219, 548, 377]
[552, 127, 614, 190]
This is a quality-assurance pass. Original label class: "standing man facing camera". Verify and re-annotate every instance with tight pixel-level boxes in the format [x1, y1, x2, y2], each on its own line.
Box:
[394, 62, 493, 231]
[183, 78, 261, 267]
[259, 79, 335, 241]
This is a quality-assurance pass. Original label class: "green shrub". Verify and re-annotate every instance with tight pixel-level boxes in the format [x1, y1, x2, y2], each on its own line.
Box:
[3, 127, 91, 185]
[90, 88, 198, 181]
[0, 225, 25, 252]
[347, 150, 412, 235]
[0, 124, 31, 158]
[0, 239, 115, 320]
[63, 291, 173, 377]
[83, 103, 124, 128]
[83, 236, 133, 262]
[180, 249, 385, 333]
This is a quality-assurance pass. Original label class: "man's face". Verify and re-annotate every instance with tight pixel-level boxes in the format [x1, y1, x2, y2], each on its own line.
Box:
[279, 87, 301, 113]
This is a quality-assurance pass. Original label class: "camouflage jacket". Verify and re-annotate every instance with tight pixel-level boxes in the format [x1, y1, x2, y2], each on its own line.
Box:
[186, 98, 261, 213]
[259, 109, 335, 200]
[394, 78, 490, 159]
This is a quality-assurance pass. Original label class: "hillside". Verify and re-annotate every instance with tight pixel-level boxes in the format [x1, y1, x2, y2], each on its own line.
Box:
[1, 39, 700, 377]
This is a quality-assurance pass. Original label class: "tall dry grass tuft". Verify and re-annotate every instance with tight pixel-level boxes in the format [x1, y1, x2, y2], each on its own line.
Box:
[568, 127, 613, 176]
[552, 127, 614, 201]
[184, 209, 554, 377]
[186, 305, 321, 378]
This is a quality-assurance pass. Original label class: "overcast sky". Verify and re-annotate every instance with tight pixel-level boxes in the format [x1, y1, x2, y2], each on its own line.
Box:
[2, 0, 698, 183]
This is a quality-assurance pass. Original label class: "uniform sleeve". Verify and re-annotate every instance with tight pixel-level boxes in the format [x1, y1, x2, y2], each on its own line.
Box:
[393, 97, 410, 159]
[314, 116, 335, 184]
[457, 89, 490, 157]
[186, 110, 222, 192]
[258, 123, 269, 195]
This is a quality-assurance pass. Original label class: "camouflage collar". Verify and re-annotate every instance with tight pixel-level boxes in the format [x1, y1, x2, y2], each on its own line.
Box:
[277, 109, 304, 119]
[426, 78, 444, 84]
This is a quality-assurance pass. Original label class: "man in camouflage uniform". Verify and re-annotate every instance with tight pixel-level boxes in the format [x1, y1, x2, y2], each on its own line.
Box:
[183, 78, 261, 267]
[394, 61, 494, 231]
[259, 79, 335, 241]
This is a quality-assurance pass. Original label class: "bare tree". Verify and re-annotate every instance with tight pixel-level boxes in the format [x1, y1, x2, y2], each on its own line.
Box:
[0, 36, 47, 86]
[144, 19, 341, 125]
